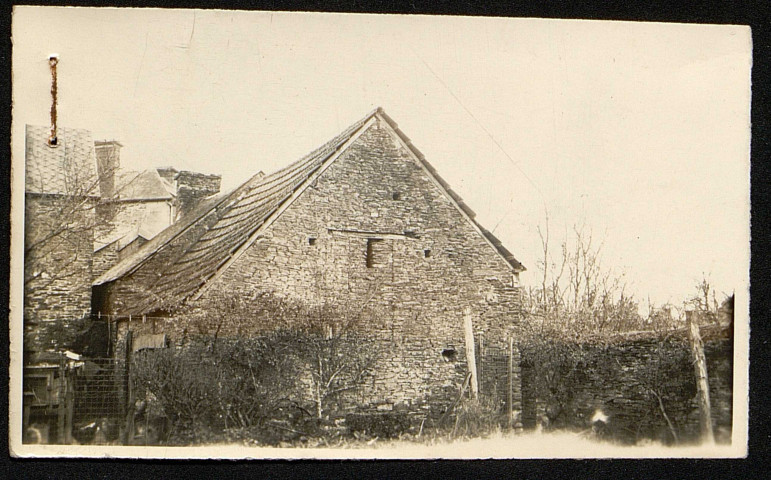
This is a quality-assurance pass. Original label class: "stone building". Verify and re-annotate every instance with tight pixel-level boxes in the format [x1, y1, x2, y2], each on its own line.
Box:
[24, 125, 101, 357]
[23, 123, 223, 442]
[93, 108, 526, 418]
[24, 124, 221, 357]
[23, 124, 104, 444]
[93, 142, 221, 278]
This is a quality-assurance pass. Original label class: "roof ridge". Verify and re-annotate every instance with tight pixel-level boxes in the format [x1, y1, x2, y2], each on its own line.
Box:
[94, 107, 524, 315]
[186, 112, 378, 304]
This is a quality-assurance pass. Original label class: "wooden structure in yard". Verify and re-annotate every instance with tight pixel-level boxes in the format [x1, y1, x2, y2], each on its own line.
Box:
[687, 309, 715, 444]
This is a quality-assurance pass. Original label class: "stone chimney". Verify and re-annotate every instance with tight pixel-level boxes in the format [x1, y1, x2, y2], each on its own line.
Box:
[175, 171, 222, 218]
[94, 140, 122, 199]
[156, 166, 179, 185]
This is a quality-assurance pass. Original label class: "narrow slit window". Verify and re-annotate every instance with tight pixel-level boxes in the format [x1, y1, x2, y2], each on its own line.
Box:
[366, 239, 375, 268]
[366, 238, 382, 268]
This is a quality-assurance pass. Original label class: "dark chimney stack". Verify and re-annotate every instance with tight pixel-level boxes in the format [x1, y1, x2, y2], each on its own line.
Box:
[175, 171, 222, 218]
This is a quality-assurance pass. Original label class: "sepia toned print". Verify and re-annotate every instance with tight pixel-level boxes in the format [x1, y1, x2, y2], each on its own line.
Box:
[9, 8, 750, 458]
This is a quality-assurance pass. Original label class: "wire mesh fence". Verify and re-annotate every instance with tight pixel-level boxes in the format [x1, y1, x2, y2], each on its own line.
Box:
[476, 346, 515, 413]
[22, 356, 128, 445]
[70, 357, 127, 445]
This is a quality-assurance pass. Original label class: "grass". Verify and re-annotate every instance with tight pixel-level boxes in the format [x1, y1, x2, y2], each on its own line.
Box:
[194, 427, 737, 459]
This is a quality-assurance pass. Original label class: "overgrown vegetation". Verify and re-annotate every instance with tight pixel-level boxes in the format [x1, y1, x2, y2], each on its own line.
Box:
[126, 218, 733, 446]
[517, 217, 733, 444]
[129, 293, 383, 445]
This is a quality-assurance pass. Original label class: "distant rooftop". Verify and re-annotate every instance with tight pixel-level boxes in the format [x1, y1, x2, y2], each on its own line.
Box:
[25, 124, 98, 196]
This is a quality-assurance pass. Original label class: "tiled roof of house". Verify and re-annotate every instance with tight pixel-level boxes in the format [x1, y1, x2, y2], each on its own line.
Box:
[25, 125, 98, 196]
[115, 169, 175, 201]
[94, 108, 524, 314]
[94, 226, 153, 253]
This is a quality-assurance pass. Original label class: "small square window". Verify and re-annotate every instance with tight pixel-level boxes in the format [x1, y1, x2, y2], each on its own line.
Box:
[392, 192, 401, 201]
[308, 237, 316, 246]
[424, 249, 431, 258]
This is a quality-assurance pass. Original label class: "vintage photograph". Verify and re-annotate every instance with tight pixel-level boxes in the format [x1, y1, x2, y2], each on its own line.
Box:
[9, 8, 750, 458]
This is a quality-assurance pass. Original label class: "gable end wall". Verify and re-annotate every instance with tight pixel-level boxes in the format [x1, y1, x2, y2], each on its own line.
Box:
[192, 118, 524, 415]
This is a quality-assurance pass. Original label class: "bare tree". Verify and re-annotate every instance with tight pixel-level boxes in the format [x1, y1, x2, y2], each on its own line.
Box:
[288, 302, 381, 420]
[687, 274, 722, 326]
[24, 150, 123, 291]
[181, 287, 383, 421]
[526, 217, 643, 340]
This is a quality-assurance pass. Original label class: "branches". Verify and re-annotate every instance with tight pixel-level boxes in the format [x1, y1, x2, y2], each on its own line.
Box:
[25, 155, 125, 293]
[525, 216, 642, 341]
[173, 289, 383, 422]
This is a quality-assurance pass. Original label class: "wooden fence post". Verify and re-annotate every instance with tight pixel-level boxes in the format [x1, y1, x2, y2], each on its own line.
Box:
[508, 336, 514, 430]
[121, 330, 134, 445]
[686, 309, 715, 444]
[477, 333, 484, 394]
[463, 307, 479, 400]
[64, 366, 74, 444]
[56, 357, 66, 444]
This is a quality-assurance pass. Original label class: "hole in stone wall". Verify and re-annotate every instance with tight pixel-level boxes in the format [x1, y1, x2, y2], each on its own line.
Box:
[441, 346, 457, 362]
[308, 237, 316, 246]
[424, 249, 431, 258]
[392, 192, 401, 200]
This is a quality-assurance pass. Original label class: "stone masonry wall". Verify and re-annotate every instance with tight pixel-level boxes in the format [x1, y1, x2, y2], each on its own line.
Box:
[93, 242, 120, 283]
[24, 194, 94, 355]
[520, 334, 733, 445]
[189, 118, 524, 420]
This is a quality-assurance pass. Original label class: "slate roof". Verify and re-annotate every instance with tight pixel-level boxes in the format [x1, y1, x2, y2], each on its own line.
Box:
[115, 169, 176, 201]
[25, 124, 98, 196]
[95, 108, 524, 315]
[94, 227, 152, 253]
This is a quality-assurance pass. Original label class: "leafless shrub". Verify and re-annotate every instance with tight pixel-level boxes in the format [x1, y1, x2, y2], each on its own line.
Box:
[131, 291, 383, 444]
[519, 216, 732, 443]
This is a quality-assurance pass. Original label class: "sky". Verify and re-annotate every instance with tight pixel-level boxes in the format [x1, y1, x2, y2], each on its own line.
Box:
[11, 7, 752, 307]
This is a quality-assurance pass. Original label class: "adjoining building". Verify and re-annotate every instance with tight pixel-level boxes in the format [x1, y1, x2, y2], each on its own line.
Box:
[22, 124, 220, 443]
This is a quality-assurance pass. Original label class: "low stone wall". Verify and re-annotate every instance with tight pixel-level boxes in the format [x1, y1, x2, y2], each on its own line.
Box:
[520, 329, 733, 445]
